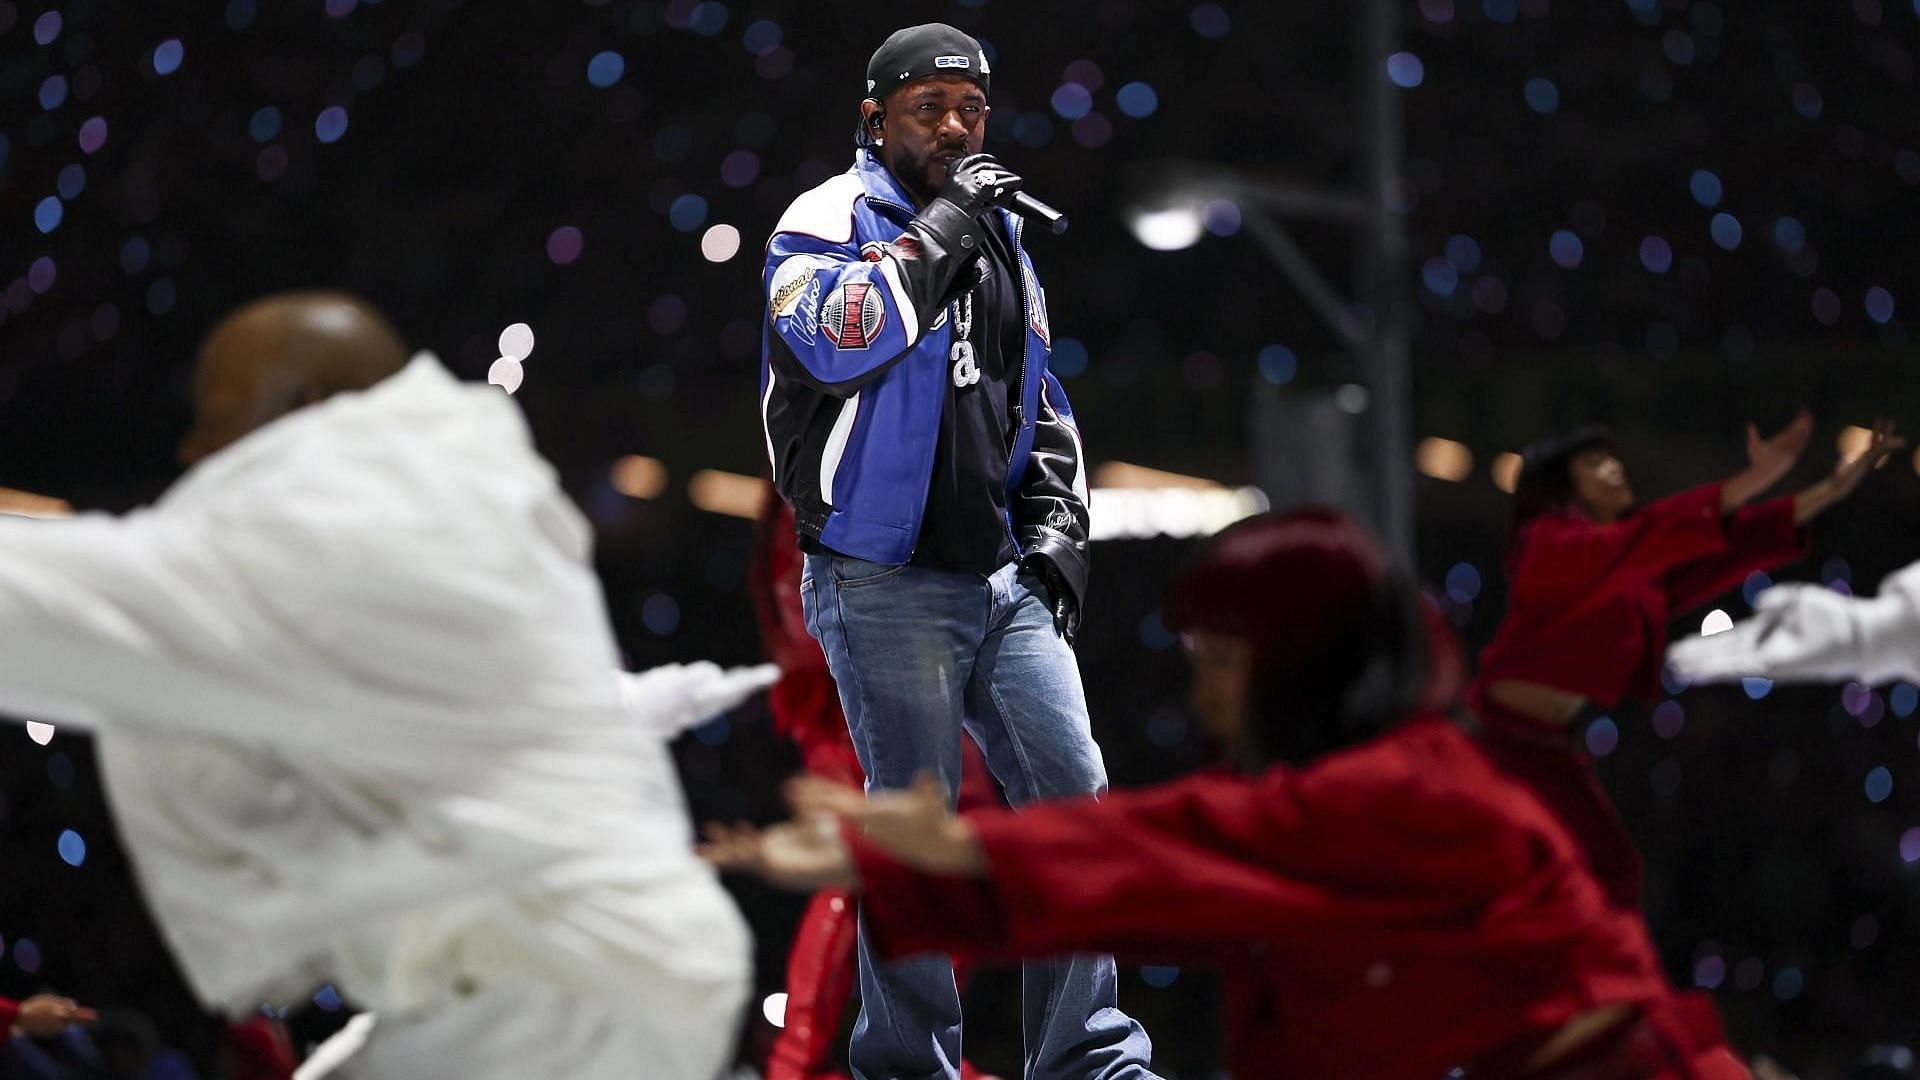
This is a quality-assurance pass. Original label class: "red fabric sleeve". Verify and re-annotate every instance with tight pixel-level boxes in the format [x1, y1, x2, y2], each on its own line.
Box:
[1510, 485, 1729, 608]
[1661, 495, 1809, 614]
[0, 996, 18, 1039]
[850, 828, 1010, 959]
[225, 1016, 299, 1080]
[855, 727, 1542, 964]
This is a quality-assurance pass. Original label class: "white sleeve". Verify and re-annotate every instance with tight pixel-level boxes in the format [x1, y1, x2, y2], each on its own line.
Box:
[619, 662, 779, 738]
[0, 511, 506, 753]
[1666, 562, 1920, 685]
[0, 511, 263, 735]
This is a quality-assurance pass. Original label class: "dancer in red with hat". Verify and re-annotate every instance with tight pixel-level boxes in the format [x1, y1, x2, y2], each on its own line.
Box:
[711, 508, 1751, 1078]
[1471, 415, 1901, 907]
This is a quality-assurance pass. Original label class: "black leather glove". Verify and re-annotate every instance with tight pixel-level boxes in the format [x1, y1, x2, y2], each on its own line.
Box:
[940, 153, 1024, 220]
[1023, 552, 1081, 647]
[863, 156, 1023, 347]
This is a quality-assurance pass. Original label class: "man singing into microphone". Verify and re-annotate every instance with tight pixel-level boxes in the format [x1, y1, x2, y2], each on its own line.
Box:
[757, 22, 1155, 1080]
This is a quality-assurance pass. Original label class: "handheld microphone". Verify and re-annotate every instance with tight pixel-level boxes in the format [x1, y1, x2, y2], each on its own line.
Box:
[947, 156, 1069, 235]
[1009, 191, 1069, 235]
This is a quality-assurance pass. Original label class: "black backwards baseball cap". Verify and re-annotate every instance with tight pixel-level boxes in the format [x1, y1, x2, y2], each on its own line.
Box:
[856, 23, 991, 145]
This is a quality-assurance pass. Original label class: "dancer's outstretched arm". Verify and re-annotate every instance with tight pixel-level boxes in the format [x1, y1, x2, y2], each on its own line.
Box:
[0, 509, 674, 754]
[619, 662, 779, 738]
[0, 511, 227, 734]
[1669, 562, 1920, 685]
[1787, 419, 1904, 526]
[708, 745, 1539, 963]
[2, 994, 98, 1042]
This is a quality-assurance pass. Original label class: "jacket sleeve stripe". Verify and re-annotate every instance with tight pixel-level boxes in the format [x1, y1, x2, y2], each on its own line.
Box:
[818, 392, 862, 508]
[876, 254, 922, 348]
[1042, 376, 1090, 505]
[760, 365, 780, 482]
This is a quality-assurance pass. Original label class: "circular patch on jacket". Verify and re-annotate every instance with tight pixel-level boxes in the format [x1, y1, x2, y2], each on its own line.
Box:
[820, 281, 886, 350]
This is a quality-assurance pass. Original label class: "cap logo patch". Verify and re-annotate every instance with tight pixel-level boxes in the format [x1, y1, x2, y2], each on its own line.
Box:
[934, 55, 971, 68]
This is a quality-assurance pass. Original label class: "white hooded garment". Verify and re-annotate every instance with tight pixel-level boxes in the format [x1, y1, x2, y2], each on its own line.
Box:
[0, 354, 762, 1079]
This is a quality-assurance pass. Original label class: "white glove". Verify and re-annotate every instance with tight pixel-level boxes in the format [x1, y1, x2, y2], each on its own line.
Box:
[619, 661, 779, 738]
[1668, 577, 1919, 685]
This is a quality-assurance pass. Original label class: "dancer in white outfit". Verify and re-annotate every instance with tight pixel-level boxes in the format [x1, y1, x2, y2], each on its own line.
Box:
[0, 292, 763, 1080]
[1670, 557, 1920, 685]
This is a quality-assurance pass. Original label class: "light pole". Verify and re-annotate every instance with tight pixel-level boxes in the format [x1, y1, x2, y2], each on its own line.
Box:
[1357, 0, 1415, 567]
[1123, 0, 1413, 564]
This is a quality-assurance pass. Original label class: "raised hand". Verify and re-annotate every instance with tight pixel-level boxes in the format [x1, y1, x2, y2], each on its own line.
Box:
[940, 153, 1024, 220]
[1744, 409, 1814, 492]
[1830, 418, 1905, 496]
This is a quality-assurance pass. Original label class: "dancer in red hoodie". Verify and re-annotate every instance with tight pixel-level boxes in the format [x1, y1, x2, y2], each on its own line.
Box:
[713, 508, 1749, 1078]
[749, 490, 1000, 1080]
[1471, 416, 1901, 904]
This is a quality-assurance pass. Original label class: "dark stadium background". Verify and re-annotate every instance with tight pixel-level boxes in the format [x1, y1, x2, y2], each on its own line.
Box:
[2, 1, 1917, 1074]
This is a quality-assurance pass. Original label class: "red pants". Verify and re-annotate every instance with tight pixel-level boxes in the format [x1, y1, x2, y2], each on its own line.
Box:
[1474, 700, 1645, 907]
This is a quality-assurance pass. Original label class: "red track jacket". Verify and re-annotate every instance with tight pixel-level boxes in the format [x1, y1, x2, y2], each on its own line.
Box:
[850, 717, 1741, 1078]
[1476, 484, 1807, 707]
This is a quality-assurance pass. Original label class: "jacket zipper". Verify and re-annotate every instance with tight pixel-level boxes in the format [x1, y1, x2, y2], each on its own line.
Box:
[864, 191, 948, 561]
[866, 199, 913, 217]
[872, 180, 1030, 558]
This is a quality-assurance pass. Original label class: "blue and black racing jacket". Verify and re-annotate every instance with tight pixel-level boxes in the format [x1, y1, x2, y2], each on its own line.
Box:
[758, 150, 1092, 610]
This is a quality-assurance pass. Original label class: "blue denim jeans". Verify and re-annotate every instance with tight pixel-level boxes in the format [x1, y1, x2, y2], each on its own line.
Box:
[801, 553, 1156, 1080]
